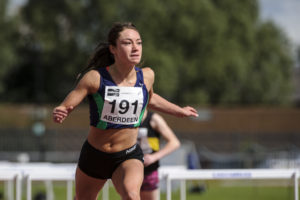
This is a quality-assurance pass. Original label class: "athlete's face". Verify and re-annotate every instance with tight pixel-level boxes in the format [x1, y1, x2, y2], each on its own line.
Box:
[110, 28, 142, 66]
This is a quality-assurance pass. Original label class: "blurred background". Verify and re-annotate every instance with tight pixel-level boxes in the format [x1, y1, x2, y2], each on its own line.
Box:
[1, 0, 300, 170]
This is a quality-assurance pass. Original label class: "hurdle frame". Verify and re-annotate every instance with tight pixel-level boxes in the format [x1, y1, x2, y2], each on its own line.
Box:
[163, 168, 299, 200]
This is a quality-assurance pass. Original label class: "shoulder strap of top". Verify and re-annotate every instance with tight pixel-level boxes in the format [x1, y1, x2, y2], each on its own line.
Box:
[94, 68, 106, 92]
[97, 67, 111, 80]
[135, 66, 145, 86]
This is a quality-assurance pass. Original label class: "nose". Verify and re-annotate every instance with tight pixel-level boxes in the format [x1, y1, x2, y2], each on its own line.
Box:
[132, 42, 140, 51]
[132, 43, 137, 50]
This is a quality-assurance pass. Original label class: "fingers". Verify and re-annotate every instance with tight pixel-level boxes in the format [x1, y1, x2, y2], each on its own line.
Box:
[53, 108, 67, 123]
[183, 106, 199, 118]
[189, 107, 199, 117]
[52, 106, 73, 123]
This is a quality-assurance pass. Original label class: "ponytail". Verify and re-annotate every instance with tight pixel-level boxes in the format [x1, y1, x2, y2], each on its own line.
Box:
[76, 42, 114, 83]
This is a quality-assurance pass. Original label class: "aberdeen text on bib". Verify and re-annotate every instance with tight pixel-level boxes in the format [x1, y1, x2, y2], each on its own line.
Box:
[101, 86, 144, 125]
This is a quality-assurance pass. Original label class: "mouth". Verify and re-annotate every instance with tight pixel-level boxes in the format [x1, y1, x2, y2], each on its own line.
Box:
[130, 55, 140, 60]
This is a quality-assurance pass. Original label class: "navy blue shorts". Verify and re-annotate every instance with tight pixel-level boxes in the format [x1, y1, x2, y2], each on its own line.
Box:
[78, 140, 144, 179]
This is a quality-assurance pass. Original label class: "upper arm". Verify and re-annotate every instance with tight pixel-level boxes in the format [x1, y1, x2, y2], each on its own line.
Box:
[142, 67, 155, 92]
[60, 70, 100, 108]
[77, 70, 100, 94]
[142, 67, 155, 105]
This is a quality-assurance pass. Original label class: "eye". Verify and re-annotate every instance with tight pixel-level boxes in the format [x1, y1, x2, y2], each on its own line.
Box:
[122, 41, 131, 45]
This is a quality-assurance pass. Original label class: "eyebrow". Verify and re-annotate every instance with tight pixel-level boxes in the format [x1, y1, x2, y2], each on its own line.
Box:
[122, 38, 142, 41]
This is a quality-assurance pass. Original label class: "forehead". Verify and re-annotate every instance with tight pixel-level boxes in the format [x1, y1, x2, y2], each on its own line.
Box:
[118, 28, 141, 40]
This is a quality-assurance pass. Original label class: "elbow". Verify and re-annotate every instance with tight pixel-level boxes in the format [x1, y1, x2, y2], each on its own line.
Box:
[174, 139, 181, 150]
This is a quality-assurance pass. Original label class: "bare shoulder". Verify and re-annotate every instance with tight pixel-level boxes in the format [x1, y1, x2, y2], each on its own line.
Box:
[78, 69, 100, 93]
[142, 67, 155, 78]
[142, 67, 155, 91]
[84, 69, 100, 79]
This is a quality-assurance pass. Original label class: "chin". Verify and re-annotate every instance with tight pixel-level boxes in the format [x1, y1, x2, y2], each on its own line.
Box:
[130, 60, 141, 65]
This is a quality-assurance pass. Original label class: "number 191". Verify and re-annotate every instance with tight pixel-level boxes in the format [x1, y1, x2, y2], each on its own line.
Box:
[109, 100, 138, 114]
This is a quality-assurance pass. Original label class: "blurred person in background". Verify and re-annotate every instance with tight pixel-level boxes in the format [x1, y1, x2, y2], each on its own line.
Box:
[52, 22, 198, 200]
[138, 109, 180, 200]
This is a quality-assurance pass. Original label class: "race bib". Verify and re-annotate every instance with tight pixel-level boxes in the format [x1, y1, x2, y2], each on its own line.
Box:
[101, 86, 144, 125]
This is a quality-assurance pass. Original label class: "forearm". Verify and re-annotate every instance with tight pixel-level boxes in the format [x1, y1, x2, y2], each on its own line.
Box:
[53, 89, 86, 123]
[148, 93, 185, 117]
[151, 141, 180, 162]
[60, 89, 86, 109]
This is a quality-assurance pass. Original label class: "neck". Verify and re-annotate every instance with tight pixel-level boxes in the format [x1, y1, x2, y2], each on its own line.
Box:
[109, 63, 136, 86]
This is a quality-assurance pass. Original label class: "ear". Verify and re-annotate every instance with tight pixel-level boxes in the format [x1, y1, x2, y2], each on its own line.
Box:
[109, 45, 116, 55]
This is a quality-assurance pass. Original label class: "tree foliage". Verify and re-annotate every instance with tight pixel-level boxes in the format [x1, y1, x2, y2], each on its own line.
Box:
[0, 0, 20, 95]
[0, 0, 295, 106]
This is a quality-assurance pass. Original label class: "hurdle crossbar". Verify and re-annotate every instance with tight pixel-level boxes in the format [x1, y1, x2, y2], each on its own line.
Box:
[164, 169, 299, 200]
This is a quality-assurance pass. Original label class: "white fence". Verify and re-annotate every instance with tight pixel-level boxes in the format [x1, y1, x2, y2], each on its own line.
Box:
[0, 162, 76, 200]
[0, 163, 299, 200]
[161, 168, 299, 200]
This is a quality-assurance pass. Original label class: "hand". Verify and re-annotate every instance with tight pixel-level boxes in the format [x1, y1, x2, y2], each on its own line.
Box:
[143, 154, 157, 167]
[52, 106, 74, 123]
[180, 106, 199, 118]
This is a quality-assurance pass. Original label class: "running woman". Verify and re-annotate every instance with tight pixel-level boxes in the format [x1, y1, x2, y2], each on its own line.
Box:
[53, 22, 198, 200]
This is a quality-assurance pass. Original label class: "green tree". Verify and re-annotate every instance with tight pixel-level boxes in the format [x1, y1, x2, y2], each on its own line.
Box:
[242, 22, 293, 105]
[0, 0, 294, 106]
[206, 0, 258, 105]
[120, 0, 228, 104]
[0, 0, 19, 95]
[3, 0, 88, 102]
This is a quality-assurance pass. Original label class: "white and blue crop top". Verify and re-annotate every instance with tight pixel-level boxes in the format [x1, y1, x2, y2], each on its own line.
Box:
[88, 66, 149, 129]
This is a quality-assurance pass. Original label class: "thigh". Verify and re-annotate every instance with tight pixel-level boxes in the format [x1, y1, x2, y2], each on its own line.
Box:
[75, 167, 107, 200]
[111, 159, 144, 197]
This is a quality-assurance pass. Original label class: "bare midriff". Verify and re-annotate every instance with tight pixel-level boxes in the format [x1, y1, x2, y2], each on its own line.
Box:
[87, 126, 138, 153]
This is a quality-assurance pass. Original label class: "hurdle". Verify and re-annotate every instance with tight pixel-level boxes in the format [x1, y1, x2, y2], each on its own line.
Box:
[163, 168, 299, 200]
[22, 163, 110, 200]
[0, 168, 22, 200]
[1, 162, 299, 200]
[18, 163, 76, 200]
[0, 162, 22, 200]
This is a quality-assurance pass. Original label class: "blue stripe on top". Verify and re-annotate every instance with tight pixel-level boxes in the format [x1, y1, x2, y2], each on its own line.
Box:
[88, 66, 149, 130]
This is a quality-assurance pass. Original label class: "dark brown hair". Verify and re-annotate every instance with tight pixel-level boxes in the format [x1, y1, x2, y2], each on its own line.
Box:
[76, 22, 139, 81]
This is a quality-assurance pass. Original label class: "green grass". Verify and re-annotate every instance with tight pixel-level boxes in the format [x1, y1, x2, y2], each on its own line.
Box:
[160, 185, 294, 200]
[0, 180, 297, 200]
